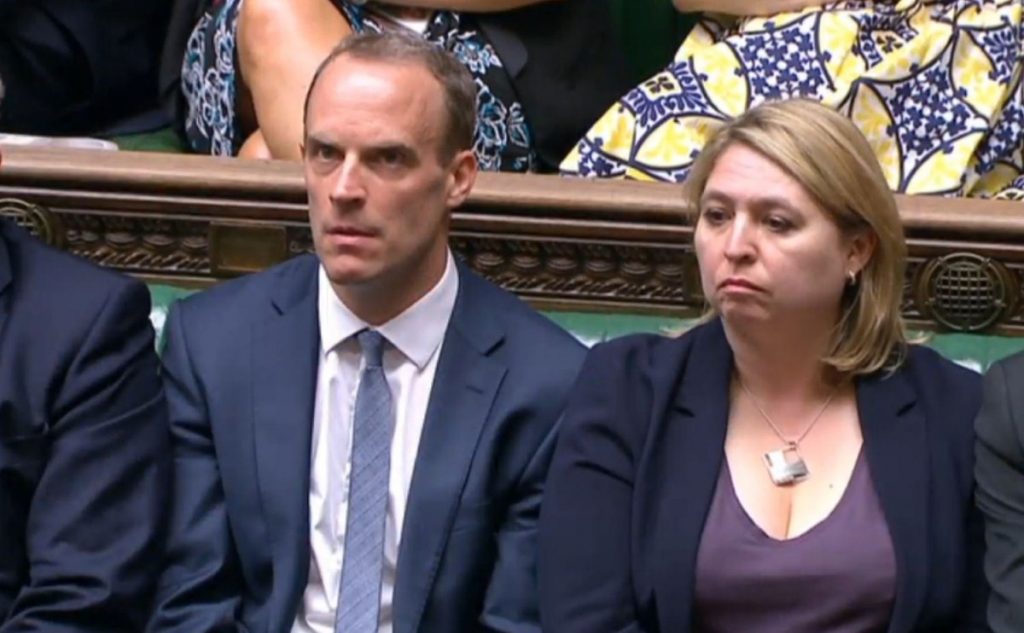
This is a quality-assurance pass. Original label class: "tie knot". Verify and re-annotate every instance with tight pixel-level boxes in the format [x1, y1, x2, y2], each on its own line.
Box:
[356, 329, 385, 368]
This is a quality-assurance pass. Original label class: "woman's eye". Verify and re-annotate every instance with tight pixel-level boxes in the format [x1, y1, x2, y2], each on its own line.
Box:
[765, 215, 793, 232]
[701, 208, 728, 224]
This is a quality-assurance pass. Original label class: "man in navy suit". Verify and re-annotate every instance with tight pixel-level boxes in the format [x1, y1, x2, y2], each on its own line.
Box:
[0, 216, 170, 629]
[149, 31, 585, 633]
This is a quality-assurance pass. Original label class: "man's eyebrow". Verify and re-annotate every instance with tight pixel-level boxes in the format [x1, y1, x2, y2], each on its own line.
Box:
[366, 141, 414, 154]
[304, 135, 336, 150]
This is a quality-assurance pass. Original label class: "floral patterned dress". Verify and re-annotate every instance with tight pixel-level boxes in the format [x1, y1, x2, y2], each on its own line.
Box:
[180, 0, 536, 172]
[563, 0, 1024, 199]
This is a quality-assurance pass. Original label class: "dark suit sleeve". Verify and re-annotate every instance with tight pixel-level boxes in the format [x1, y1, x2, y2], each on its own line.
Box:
[975, 359, 1024, 633]
[479, 420, 559, 633]
[1, 280, 170, 632]
[538, 342, 649, 633]
[147, 304, 247, 633]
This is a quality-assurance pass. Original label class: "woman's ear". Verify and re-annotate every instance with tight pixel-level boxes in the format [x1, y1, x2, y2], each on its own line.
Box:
[846, 229, 877, 276]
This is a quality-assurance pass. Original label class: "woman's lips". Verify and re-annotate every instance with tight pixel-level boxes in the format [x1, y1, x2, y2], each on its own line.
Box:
[719, 277, 764, 292]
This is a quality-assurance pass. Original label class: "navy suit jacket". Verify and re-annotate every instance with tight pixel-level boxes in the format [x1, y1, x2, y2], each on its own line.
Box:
[0, 220, 170, 630]
[540, 319, 989, 633]
[149, 254, 586, 633]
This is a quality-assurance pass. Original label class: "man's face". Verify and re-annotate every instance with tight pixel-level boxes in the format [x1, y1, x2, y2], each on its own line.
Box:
[302, 56, 476, 309]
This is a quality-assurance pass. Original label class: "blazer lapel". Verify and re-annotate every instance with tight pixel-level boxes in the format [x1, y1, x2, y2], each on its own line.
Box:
[392, 267, 506, 633]
[250, 256, 321, 622]
[652, 320, 732, 630]
[858, 367, 928, 633]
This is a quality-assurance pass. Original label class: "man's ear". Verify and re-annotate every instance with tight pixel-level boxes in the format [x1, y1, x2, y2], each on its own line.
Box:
[446, 149, 478, 208]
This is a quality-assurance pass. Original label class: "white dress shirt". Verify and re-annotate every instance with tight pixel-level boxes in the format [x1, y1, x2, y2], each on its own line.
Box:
[292, 252, 458, 633]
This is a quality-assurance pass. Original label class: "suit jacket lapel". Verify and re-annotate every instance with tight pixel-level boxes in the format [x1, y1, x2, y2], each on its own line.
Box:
[250, 256, 320, 622]
[653, 320, 731, 630]
[858, 366, 928, 633]
[392, 267, 506, 633]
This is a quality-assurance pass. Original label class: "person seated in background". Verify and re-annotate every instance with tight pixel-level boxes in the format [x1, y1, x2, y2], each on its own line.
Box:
[149, 31, 585, 632]
[170, 0, 629, 172]
[975, 352, 1024, 631]
[0, 157, 170, 628]
[0, 0, 173, 137]
[563, 0, 1024, 199]
[539, 99, 989, 632]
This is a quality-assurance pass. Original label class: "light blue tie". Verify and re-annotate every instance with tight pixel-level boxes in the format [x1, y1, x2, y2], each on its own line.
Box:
[335, 329, 393, 633]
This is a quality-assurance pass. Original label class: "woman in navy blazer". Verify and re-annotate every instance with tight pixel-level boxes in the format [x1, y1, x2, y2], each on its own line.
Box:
[539, 100, 989, 633]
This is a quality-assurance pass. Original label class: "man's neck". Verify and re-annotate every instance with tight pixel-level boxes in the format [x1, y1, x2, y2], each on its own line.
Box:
[333, 250, 449, 326]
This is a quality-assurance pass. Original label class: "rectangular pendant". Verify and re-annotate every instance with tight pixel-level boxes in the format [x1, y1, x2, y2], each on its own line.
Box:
[763, 446, 809, 486]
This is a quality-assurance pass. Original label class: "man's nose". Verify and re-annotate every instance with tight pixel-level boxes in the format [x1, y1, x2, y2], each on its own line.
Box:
[329, 155, 366, 204]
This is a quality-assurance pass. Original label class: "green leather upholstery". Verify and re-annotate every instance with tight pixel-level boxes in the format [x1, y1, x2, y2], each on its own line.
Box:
[147, 283, 1024, 371]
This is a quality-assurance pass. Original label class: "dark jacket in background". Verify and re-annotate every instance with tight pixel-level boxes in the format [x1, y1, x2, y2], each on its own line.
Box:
[473, 1, 631, 171]
[975, 351, 1024, 633]
[0, 0, 173, 135]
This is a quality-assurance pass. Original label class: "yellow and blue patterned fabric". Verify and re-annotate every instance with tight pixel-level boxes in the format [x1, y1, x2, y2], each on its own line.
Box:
[563, 0, 1024, 198]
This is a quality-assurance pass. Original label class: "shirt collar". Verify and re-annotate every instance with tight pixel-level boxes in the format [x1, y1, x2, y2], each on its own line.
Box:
[317, 250, 459, 369]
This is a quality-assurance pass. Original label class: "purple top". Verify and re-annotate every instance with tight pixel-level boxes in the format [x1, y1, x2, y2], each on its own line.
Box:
[693, 450, 897, 633]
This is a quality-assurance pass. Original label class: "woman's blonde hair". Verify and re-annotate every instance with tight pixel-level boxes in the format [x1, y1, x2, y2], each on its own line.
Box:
[683, 99, 907, 376]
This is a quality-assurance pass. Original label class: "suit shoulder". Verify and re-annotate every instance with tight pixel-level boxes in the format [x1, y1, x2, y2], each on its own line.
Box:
[6, 224, 145, 317]
[173, 254, 316, 322]
[586, 322, 706, 370]
[466, 269, 582, 351]
[901, 344, 982, 428]
[903, 344, 981, 393]
[985, 348, 1024, 382]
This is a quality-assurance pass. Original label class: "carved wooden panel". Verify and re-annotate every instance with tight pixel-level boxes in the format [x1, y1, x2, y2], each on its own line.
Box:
[2, 146, 1024, 334]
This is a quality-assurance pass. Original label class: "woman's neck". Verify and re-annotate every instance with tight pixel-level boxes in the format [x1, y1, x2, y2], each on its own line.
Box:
[724, 317, 838, 404]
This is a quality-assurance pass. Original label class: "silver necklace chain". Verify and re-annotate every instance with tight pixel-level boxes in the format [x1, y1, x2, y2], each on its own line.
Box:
[737, 376, 837, 448]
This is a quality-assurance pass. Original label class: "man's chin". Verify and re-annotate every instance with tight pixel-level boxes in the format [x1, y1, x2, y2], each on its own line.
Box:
[324, 268, 379, 288]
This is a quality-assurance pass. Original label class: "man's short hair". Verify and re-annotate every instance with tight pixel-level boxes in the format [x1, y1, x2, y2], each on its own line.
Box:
[303, 30, 477, 161]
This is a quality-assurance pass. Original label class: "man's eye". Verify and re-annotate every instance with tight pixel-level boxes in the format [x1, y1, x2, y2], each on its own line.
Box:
[378, 149, 404, 166]
[315, 146, 339, 161]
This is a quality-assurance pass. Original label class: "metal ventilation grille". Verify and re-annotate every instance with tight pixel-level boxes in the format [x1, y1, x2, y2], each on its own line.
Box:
[918, 253, 1016, 332]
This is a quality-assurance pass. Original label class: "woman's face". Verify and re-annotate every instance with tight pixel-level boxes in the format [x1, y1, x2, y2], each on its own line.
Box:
[694, 143, 872, 329]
